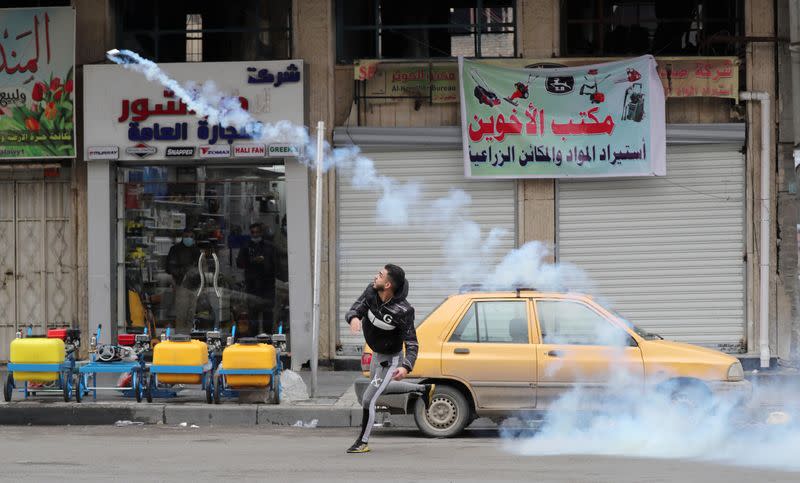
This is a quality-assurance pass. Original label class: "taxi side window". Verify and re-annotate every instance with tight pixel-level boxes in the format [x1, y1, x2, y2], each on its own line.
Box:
[536, 300, 632, 346]
[448, 300, 529, 344]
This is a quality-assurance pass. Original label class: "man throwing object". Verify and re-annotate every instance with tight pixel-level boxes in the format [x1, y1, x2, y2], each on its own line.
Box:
[345, 264, 435, 454]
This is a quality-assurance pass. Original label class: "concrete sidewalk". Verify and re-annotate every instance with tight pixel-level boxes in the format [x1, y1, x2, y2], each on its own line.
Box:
[0, 369, 371, 428]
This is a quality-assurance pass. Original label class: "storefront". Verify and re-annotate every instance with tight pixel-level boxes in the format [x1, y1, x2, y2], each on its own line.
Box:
[83, 60, 312, 369]
[333, 123, 747, 358]
[0, 6, 77, 361]
[557, 129, 747, 353]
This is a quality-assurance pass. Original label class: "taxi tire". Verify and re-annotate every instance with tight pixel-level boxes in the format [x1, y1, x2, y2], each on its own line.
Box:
[414, 384, 470, 438]
[659, 379, 712, 413]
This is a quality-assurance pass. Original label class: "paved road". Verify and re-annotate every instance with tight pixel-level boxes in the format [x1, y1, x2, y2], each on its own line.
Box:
[0, 425, 797, 482]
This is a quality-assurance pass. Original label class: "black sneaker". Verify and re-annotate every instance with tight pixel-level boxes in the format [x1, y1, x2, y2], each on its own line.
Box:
[421, 384, 436, 410]
[346, 440, 370, 454]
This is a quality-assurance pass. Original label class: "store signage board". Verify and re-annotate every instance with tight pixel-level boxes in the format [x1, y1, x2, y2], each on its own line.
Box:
[87, 146, 119, 160]
[83, 60, 304, 161]
[459, 55, 666, 179]
[267, 144, 303, 157]
[0, 7, 76, 159]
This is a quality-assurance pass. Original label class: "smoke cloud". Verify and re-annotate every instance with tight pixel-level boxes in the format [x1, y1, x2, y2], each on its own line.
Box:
[503, 374, 800, 471]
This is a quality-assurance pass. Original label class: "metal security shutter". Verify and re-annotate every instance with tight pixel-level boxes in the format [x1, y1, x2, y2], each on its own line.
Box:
[557, 144, 745, 352]
[337, 150, 516, 356]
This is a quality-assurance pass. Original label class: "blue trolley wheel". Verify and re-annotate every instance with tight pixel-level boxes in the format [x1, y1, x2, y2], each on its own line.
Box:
[145, 373, 155, 403]
[74, 374, 83, 403]
[213, 372, 222, 404]
[205, 373, 214, 404]
[269, 386, 280, 405]
[133, 371, 143, 403]
[62, 371, 72, 402]
[4, 373, 14, 402]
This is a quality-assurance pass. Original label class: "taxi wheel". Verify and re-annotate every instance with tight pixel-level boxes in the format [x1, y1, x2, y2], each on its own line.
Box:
[414, 384, 470, 438]
[662, 380, 712, 412]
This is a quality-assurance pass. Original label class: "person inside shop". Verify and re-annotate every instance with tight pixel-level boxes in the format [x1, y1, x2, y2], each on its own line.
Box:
[272, 215, 290, 332]
[166, 228, 201, 331]
[236, 222, 278, 336]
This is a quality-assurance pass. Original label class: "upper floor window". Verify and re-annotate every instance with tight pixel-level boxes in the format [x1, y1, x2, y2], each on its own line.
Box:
[337, 0, 517, 64]
[562, 0, 744, 57]
[116, 0, 292, 63]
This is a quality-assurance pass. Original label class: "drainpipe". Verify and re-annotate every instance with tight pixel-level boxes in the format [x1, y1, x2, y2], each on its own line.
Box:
[740, 91, 772, 368]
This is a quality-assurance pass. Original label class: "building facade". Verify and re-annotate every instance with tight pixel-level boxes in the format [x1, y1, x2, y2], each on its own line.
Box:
[0, 0, 796, 371]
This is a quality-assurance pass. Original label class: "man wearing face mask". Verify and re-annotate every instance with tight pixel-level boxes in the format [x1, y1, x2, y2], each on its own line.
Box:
[236, 223, 278, 336]
[166, 228, 201, 330]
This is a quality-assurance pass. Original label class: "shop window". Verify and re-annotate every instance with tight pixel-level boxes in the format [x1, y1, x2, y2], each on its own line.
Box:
[119, 165, 291, 341]
[116, 0, 292, 62]
[562, 0, 744, 56]
[336, 0, 516, 63]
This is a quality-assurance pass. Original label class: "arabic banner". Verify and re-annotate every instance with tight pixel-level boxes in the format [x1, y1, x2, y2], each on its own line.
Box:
[0, 7, 75, 159]
[459, 55, 666, 178]
[83, 60, 303, 161]
[489, 57, 739, 100]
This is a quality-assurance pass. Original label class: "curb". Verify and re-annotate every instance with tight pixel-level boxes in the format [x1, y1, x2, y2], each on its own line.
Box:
[257, 406, 358, 427]
[165, 405, 258, 426]
[0, 402, 371, 427]
[0, 402, 165, 426]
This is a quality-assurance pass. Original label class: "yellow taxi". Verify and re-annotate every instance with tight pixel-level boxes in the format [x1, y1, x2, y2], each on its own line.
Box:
[355, 288, 751, 437]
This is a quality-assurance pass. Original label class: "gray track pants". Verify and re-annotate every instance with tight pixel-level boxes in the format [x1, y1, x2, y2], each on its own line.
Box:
[357, 351, 425, 443]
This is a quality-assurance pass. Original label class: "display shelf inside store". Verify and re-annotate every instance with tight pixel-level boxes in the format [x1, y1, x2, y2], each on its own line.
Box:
[153, 200, 201, 207]
[200, 213, 226, 217]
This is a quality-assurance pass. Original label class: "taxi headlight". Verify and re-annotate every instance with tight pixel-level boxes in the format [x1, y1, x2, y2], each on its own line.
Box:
[727, 361, 744, 381]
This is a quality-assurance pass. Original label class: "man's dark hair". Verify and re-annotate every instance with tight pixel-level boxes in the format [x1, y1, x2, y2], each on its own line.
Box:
[384, 264, 405, 291]
[250, 223, 262, 231]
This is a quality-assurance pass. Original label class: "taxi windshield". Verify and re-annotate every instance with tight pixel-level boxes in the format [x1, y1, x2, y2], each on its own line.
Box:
[599, 302, 663, 341]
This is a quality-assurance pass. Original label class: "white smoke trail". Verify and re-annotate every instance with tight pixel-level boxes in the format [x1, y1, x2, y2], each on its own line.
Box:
[326, 145, 422, 225]
[427, 190, 510, 285]
[483, 241, 593, 292]
[106, 49, 420, 224]
[107, 50, 307, 145]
